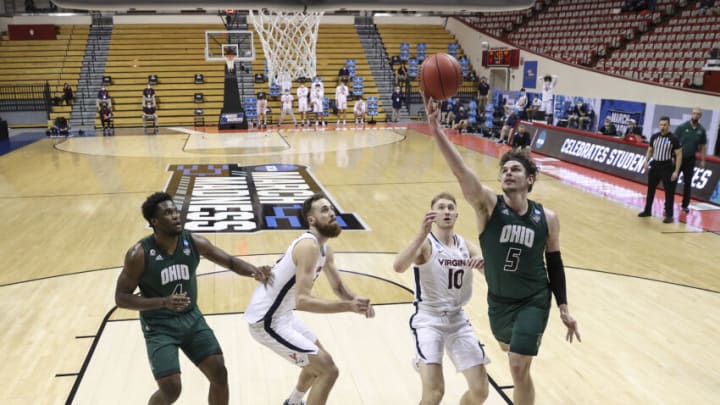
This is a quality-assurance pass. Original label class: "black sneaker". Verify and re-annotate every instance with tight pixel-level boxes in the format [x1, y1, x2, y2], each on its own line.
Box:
[663, 217, 673, 223]
[638, 211, 651, 217]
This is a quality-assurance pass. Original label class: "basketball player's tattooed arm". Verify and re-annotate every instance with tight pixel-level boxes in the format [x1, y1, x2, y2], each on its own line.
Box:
[422, 92, 496, 225]
[115, 243, 190, 312]
[191, 233, 273, 285]
[294, 240, 373, 317]
[393, 211, 434, 273]
[545, 209, 581, 343]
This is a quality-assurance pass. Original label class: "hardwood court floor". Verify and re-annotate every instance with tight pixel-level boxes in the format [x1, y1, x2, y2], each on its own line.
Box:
[0, 124, 719, 405]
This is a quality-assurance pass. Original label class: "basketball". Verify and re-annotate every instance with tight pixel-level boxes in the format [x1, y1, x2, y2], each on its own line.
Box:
[419, 53, 463, 101]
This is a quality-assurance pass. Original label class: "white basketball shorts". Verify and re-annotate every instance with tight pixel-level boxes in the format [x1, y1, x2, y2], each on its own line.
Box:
[410, 309, 490, 372]
[248, 313, 319, 367]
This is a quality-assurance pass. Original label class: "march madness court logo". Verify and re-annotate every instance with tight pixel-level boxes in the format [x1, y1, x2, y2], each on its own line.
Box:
[165, 164, 366, 233]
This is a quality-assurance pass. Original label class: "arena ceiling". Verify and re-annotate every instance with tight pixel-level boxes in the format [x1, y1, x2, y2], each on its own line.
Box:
[51, 0, 534, 12]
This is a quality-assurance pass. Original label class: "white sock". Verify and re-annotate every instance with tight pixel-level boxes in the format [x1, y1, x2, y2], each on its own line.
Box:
[288, 388, 305, 404]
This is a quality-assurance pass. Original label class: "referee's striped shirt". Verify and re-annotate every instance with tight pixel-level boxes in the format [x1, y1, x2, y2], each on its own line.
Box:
[648, 132, 681, 162]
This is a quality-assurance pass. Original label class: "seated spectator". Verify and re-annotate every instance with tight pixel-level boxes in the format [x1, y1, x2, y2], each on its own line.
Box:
[598, 116, 618, 136]
[568, 100, 591, 130]
[396, 64, 408, 85]
[142, 83, 155, 101]
[698, 0, 715, 15]
[338, 66, 350, 84]
[440, 99, 451, 125]
[467, 70, 478, 82]
[142, 99, 158, 133]
[527, 96, 543, 120]
[505, 88, 528, 118]
[62, 83, 74, 106]
[624, 118, 646, 141]
[96, 86, 112, 110]
[498, 110, 518, 143]
[445, 100, 460, 127]
[48, 116, 71, 137]
[511, 124, 532, 151]
[99, 102, 113, 135]
[452, 105, 469, 133]
[709, 47, 719, 60]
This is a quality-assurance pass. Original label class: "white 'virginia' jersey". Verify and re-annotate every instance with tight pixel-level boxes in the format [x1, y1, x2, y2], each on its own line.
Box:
[413, 233, 473, 313]
[244, 233, 326, 323]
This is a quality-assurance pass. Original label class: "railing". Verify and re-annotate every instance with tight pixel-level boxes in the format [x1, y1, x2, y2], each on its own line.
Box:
[0, 82, 51, 113]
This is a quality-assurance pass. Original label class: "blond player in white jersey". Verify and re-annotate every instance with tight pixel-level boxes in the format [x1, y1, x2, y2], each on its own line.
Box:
[353, 95, 366, 128]
[311, 83, 325, 128]
[245, 193, 375, 405]
[278, 90, 297, 127]
[297, 82, 310, 126]
[393, 192, 489, 405]
[335, 80, 349, 128]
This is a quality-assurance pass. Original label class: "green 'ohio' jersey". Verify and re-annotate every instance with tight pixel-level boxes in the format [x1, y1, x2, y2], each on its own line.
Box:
[480, 195, 549, 300]
[138, 230, 200, 319]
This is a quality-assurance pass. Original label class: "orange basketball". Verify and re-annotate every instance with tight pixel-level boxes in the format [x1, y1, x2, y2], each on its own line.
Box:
[419, 53, 463, 101]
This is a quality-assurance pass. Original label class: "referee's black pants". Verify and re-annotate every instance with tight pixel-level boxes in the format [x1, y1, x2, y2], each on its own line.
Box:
[677, 156, 696, 209]
[644, 160, 676, 218]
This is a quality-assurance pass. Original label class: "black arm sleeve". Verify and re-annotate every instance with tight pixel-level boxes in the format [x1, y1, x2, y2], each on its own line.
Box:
[546, 251, 567, 306]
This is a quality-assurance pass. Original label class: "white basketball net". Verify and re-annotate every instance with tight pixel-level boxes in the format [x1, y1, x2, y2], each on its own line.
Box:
[249, 9, 323, 84]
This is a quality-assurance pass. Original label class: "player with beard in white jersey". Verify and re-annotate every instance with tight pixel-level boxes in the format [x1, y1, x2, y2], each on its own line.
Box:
[393, 192, 489, 405]
[244, 193, 375, 405]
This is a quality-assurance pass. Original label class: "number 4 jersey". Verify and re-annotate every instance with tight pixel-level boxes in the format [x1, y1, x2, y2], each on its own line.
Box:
[480, 196, 549, 300]
[413, 233, 473, 313]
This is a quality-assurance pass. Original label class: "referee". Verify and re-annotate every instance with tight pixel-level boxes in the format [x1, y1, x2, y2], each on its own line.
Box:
[638, 116, 682, 223]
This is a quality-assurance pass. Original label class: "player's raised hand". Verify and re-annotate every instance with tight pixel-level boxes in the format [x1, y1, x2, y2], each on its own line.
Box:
[421, 90, 441, 126]
[419, 211, 437, 237]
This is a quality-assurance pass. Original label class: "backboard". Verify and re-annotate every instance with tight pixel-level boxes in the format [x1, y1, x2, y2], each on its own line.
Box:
[205, 30, 255, 62]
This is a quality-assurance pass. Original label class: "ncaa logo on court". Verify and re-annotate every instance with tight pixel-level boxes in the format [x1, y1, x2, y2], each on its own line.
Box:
[164, 164, 366, 233]
[535, 130, 547, 149]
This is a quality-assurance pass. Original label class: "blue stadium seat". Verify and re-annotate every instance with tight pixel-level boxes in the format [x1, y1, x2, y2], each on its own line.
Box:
[269, 83, 281, 98]
[367, 96, 379, 120]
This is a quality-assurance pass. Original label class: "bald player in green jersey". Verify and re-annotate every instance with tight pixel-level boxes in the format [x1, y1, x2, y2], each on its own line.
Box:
[115, 192, 273, 405]
[423, 95, 580, 405]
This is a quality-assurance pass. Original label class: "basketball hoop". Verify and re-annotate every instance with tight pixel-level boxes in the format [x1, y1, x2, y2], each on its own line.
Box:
[249, 9, 323, 84]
